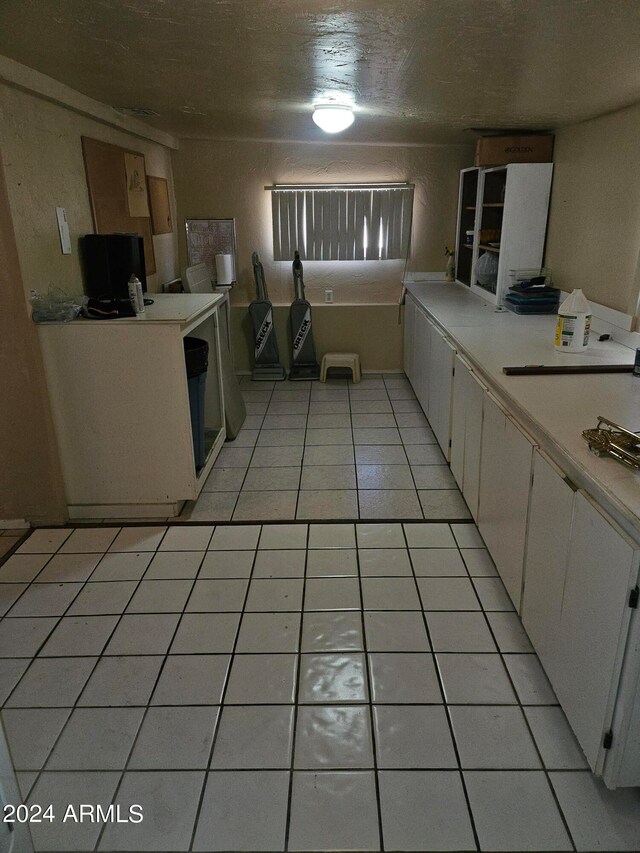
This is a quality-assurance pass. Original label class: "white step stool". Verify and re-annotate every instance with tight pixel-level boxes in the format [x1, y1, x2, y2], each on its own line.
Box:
[320, 352, 361, 383]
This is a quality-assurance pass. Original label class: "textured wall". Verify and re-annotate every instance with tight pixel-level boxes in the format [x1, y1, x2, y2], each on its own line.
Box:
[0, 82, 179, 298]
[173, 138, 473, 305]
[0, 154, 66, 524]
[230, 304, 403, 373]
[545, 102, 640, 314]
[0, 80, 179, 523]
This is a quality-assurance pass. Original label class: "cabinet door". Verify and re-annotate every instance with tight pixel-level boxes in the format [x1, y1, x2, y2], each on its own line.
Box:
[521, 450, 576, 684]
[403, 295, 417, 385]
[413, 308, 432, 414]
[428, 329, 456, 458]
[554, 491, 640, 774]
[461, 365, 485, 520]
[450, 354, 468, 488]
[478, 393, 536, 611]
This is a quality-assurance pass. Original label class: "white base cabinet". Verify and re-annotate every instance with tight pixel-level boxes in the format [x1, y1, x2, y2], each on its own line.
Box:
[403, 294, 456, 462]
[522, 452, 640, 786]
[428, 327, 456, 458]
[413, 307, 432, 414]
[478, 392, 536, 611]
[404, 283, 640, 787]
[554, 491, 640, 779]
[38, 295, 226, 519]
[521, 450, 576, 682]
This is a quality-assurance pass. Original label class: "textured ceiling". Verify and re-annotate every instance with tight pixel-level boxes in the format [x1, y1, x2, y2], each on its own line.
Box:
[1, 0, 640, 144]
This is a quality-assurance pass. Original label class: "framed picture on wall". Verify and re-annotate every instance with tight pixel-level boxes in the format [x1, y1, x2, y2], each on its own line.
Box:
[147, 176, 173, 235]
[185, 218, 237, 285]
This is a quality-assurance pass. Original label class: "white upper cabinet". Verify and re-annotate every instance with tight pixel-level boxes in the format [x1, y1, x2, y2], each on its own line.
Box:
[455, 163, 553, 305]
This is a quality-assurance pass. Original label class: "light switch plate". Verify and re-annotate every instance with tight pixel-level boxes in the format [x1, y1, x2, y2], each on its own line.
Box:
[56, 207, 72, 254]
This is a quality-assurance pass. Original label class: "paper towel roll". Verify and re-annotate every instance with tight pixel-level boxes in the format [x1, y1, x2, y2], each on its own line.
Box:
[215, 253, 234, 285]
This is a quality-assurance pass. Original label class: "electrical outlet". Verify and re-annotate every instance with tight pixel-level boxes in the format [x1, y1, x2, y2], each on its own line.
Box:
[325, 289, 334, 304]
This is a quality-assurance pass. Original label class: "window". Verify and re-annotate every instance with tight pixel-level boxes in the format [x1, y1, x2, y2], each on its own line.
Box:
[268, 182, 414, 262]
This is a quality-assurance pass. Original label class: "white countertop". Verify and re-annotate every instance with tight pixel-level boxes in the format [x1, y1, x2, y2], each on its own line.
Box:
[406, 281, 640, 536]
[76, 293, 225, 325]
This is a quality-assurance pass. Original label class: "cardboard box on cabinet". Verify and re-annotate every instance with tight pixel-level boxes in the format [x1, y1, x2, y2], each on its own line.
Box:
[474, 134, 554, 166]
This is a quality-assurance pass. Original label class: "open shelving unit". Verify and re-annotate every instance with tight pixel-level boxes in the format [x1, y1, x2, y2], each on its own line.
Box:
[455, 163, 554, 304]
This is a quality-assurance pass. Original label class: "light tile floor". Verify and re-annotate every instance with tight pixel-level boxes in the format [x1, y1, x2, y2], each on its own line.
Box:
[179, 373, 471, 522]
[1, 522, 639, 851]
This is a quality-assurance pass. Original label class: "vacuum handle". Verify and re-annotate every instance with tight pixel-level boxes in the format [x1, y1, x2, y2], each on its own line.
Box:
[252, 251, 269, 301]
[292, 250, 305, 301]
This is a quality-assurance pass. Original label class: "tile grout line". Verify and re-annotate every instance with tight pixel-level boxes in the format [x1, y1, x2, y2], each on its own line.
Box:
[2, 527, 144, 712]
[387, 376, 426, 521]
[21, 528, 175, 848]
[354, 529, 386, 852]
[92, 527, 217, 851]
[187, 526, 262, 852]
[4, 522, 588, 851]
[471, 569, 579, 852]
[230, 382, 278, 521]
[347, 379, 361, 522]
[198, 374, 465, 524]
[282, 521, 310, 852]
[292, 385, 311, 521]
[403, 522, 481, 853]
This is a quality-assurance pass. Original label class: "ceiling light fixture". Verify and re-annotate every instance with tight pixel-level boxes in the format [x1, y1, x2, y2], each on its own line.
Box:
[312, 102, 355, 134]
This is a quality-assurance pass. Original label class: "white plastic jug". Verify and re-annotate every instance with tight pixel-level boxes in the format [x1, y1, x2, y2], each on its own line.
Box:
[555, 289, 591, 352]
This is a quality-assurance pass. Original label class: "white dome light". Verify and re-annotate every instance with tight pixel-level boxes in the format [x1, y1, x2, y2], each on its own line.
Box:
[312, 103, 355, 133]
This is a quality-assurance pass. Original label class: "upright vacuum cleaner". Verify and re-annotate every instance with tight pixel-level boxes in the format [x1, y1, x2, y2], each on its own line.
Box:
[249, 251, 286, 380]
[288, 251, 321, 381]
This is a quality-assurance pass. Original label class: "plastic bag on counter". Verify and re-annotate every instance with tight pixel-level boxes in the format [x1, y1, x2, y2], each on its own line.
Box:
[475, 251, 499, 288]
[30, 286, 84, 323]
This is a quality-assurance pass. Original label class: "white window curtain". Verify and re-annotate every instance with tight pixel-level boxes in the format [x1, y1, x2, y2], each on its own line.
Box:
[268, 183, 414, 262]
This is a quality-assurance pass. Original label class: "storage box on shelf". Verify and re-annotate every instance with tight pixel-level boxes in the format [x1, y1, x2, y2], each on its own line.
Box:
[474, 134, 554, 167]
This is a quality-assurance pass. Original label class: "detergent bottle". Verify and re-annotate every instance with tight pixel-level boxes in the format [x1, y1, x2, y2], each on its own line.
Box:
[554, 289, 591, 352]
